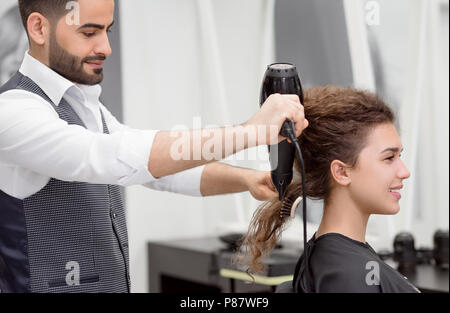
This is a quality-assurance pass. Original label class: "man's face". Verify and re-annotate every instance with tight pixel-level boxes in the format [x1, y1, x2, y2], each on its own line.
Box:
[49, 0, 114, 85]
[346, 123, 411, 215]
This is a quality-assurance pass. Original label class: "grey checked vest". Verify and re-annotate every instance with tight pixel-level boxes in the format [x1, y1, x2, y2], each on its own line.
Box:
[0, 72, 130, 293]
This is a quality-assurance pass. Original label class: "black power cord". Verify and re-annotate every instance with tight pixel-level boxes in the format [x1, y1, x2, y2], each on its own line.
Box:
[283, 120, 311, 292]
[283, 120, 308, 257]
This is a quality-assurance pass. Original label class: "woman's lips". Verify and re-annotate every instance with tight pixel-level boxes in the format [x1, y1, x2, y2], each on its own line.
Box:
[389, 190, 401, 200]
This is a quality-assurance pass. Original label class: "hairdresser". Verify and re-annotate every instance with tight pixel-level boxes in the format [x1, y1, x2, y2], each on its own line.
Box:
[0, 0, 308, 293]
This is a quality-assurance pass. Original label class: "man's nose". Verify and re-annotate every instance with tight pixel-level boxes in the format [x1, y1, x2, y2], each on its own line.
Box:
[94, 32, 112, 57]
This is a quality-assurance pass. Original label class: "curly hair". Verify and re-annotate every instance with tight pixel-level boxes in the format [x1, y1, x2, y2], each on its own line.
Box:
[237, 85, 395, 275]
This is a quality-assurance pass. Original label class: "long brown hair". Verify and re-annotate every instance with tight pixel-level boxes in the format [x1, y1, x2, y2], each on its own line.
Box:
[238, 85, 395, 275]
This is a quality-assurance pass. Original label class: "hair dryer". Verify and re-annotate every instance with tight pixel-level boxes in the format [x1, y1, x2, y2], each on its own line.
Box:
[260, 63, 308, 260]
[260, 63, 304, 200]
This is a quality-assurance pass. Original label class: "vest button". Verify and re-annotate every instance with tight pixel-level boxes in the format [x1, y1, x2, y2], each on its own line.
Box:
[111, 212, 117, 219]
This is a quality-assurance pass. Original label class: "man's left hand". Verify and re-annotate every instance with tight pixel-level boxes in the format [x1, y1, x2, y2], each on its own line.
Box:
[246, 170, 278, 201]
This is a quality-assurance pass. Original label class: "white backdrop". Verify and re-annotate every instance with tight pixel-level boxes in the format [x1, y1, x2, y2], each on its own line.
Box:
[0, 0, 16, 17]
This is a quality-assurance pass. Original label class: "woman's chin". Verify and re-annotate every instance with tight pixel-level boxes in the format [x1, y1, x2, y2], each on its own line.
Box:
[384, 204, 400, 215]
[372, 203, 400, 215]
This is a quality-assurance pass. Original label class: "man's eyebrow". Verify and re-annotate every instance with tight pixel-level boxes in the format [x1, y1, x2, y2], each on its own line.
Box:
[77, 23, 105, 30]
[77, 21, 114, 31]
[380, 147, 404, 154]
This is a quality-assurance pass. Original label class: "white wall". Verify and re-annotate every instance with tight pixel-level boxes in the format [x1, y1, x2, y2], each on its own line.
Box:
[0, 0, 16, 16]
[119, 0, 275, 293]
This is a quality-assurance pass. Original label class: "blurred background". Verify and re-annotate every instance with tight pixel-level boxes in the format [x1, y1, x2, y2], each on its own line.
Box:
[1, 0, 448, 293]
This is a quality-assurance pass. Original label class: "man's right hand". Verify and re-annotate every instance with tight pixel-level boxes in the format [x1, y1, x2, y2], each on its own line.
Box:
[244, 93, 309, 145]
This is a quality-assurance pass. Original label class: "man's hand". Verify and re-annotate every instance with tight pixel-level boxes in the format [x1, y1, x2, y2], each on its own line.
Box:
[245, 170, 278, 201]
[244, 93, 309, 145]
[200, 162, 277, 200]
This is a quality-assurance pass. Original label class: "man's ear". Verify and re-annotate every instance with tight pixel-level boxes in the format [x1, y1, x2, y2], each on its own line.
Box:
[330, 159, 352, 186]
[27, 12, 51, 46]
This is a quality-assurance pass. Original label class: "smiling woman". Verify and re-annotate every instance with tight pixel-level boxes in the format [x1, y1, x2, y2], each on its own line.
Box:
[238, 85, 418, 293]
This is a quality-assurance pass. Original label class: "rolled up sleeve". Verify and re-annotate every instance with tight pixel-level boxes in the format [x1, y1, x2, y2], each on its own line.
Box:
[142, 165, 205, 196]
[115, 128, 160, 186]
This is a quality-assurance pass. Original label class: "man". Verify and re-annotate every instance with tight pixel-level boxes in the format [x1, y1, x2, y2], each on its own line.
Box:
[0, 0, 308, 293]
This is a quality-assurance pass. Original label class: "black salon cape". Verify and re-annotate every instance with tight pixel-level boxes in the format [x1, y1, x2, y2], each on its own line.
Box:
[292, 232, 421, 293]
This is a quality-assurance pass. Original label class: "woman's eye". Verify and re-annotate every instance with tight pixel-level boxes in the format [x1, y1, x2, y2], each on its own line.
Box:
[385, 155, 395, 161]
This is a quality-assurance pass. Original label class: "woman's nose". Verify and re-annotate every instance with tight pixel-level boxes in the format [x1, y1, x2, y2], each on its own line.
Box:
[398, 159, 411, 179]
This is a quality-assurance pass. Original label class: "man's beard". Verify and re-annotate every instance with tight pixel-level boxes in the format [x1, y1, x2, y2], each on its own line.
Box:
[49, 36, 106, 85]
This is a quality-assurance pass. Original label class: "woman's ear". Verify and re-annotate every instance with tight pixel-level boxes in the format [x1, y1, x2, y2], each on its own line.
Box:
[330, 159, 352, 186]
[27, 12, 50, 46]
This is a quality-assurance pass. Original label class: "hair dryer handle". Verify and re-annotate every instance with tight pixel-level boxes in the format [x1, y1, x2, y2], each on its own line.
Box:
[268, 139, 296, 200]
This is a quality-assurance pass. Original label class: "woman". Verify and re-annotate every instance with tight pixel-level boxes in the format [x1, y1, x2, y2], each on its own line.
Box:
[239, 85, 420, 293]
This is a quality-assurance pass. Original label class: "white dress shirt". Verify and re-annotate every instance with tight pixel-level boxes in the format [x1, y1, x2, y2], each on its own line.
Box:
[0, 52, 205, 200]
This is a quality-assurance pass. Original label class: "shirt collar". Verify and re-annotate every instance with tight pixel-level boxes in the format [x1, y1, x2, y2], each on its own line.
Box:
[18, 51, 102, 106]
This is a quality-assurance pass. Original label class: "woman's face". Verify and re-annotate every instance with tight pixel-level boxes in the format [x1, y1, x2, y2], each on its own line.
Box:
[348, 123, 410, 215]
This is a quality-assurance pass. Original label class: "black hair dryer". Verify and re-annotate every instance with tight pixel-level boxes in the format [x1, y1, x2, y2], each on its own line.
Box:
[260, 63, 304, 200]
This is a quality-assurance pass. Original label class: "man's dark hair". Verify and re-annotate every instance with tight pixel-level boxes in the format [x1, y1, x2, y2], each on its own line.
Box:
[18, 0, 74, 31]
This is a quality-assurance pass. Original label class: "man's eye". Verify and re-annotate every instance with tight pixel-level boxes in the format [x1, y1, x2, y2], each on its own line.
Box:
[385, 155, 395, 161]
[83, 32, 95, 37]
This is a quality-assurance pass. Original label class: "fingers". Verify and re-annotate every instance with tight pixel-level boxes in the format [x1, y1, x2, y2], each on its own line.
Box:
[293, 107, 308, 137]
[296, 118, 308, 137]
[258, 93, 307, 144]
[270, 93, 301, 105]
[282, 94, 300, 104]
[287, 100, 303, 114]
[266, 173, 276, 191]
[283, 98, 307, 137]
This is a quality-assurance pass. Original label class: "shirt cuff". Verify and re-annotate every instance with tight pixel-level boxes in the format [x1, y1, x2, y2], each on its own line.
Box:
[142, 165, 206, 197]
[116, 129, 159, 186]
